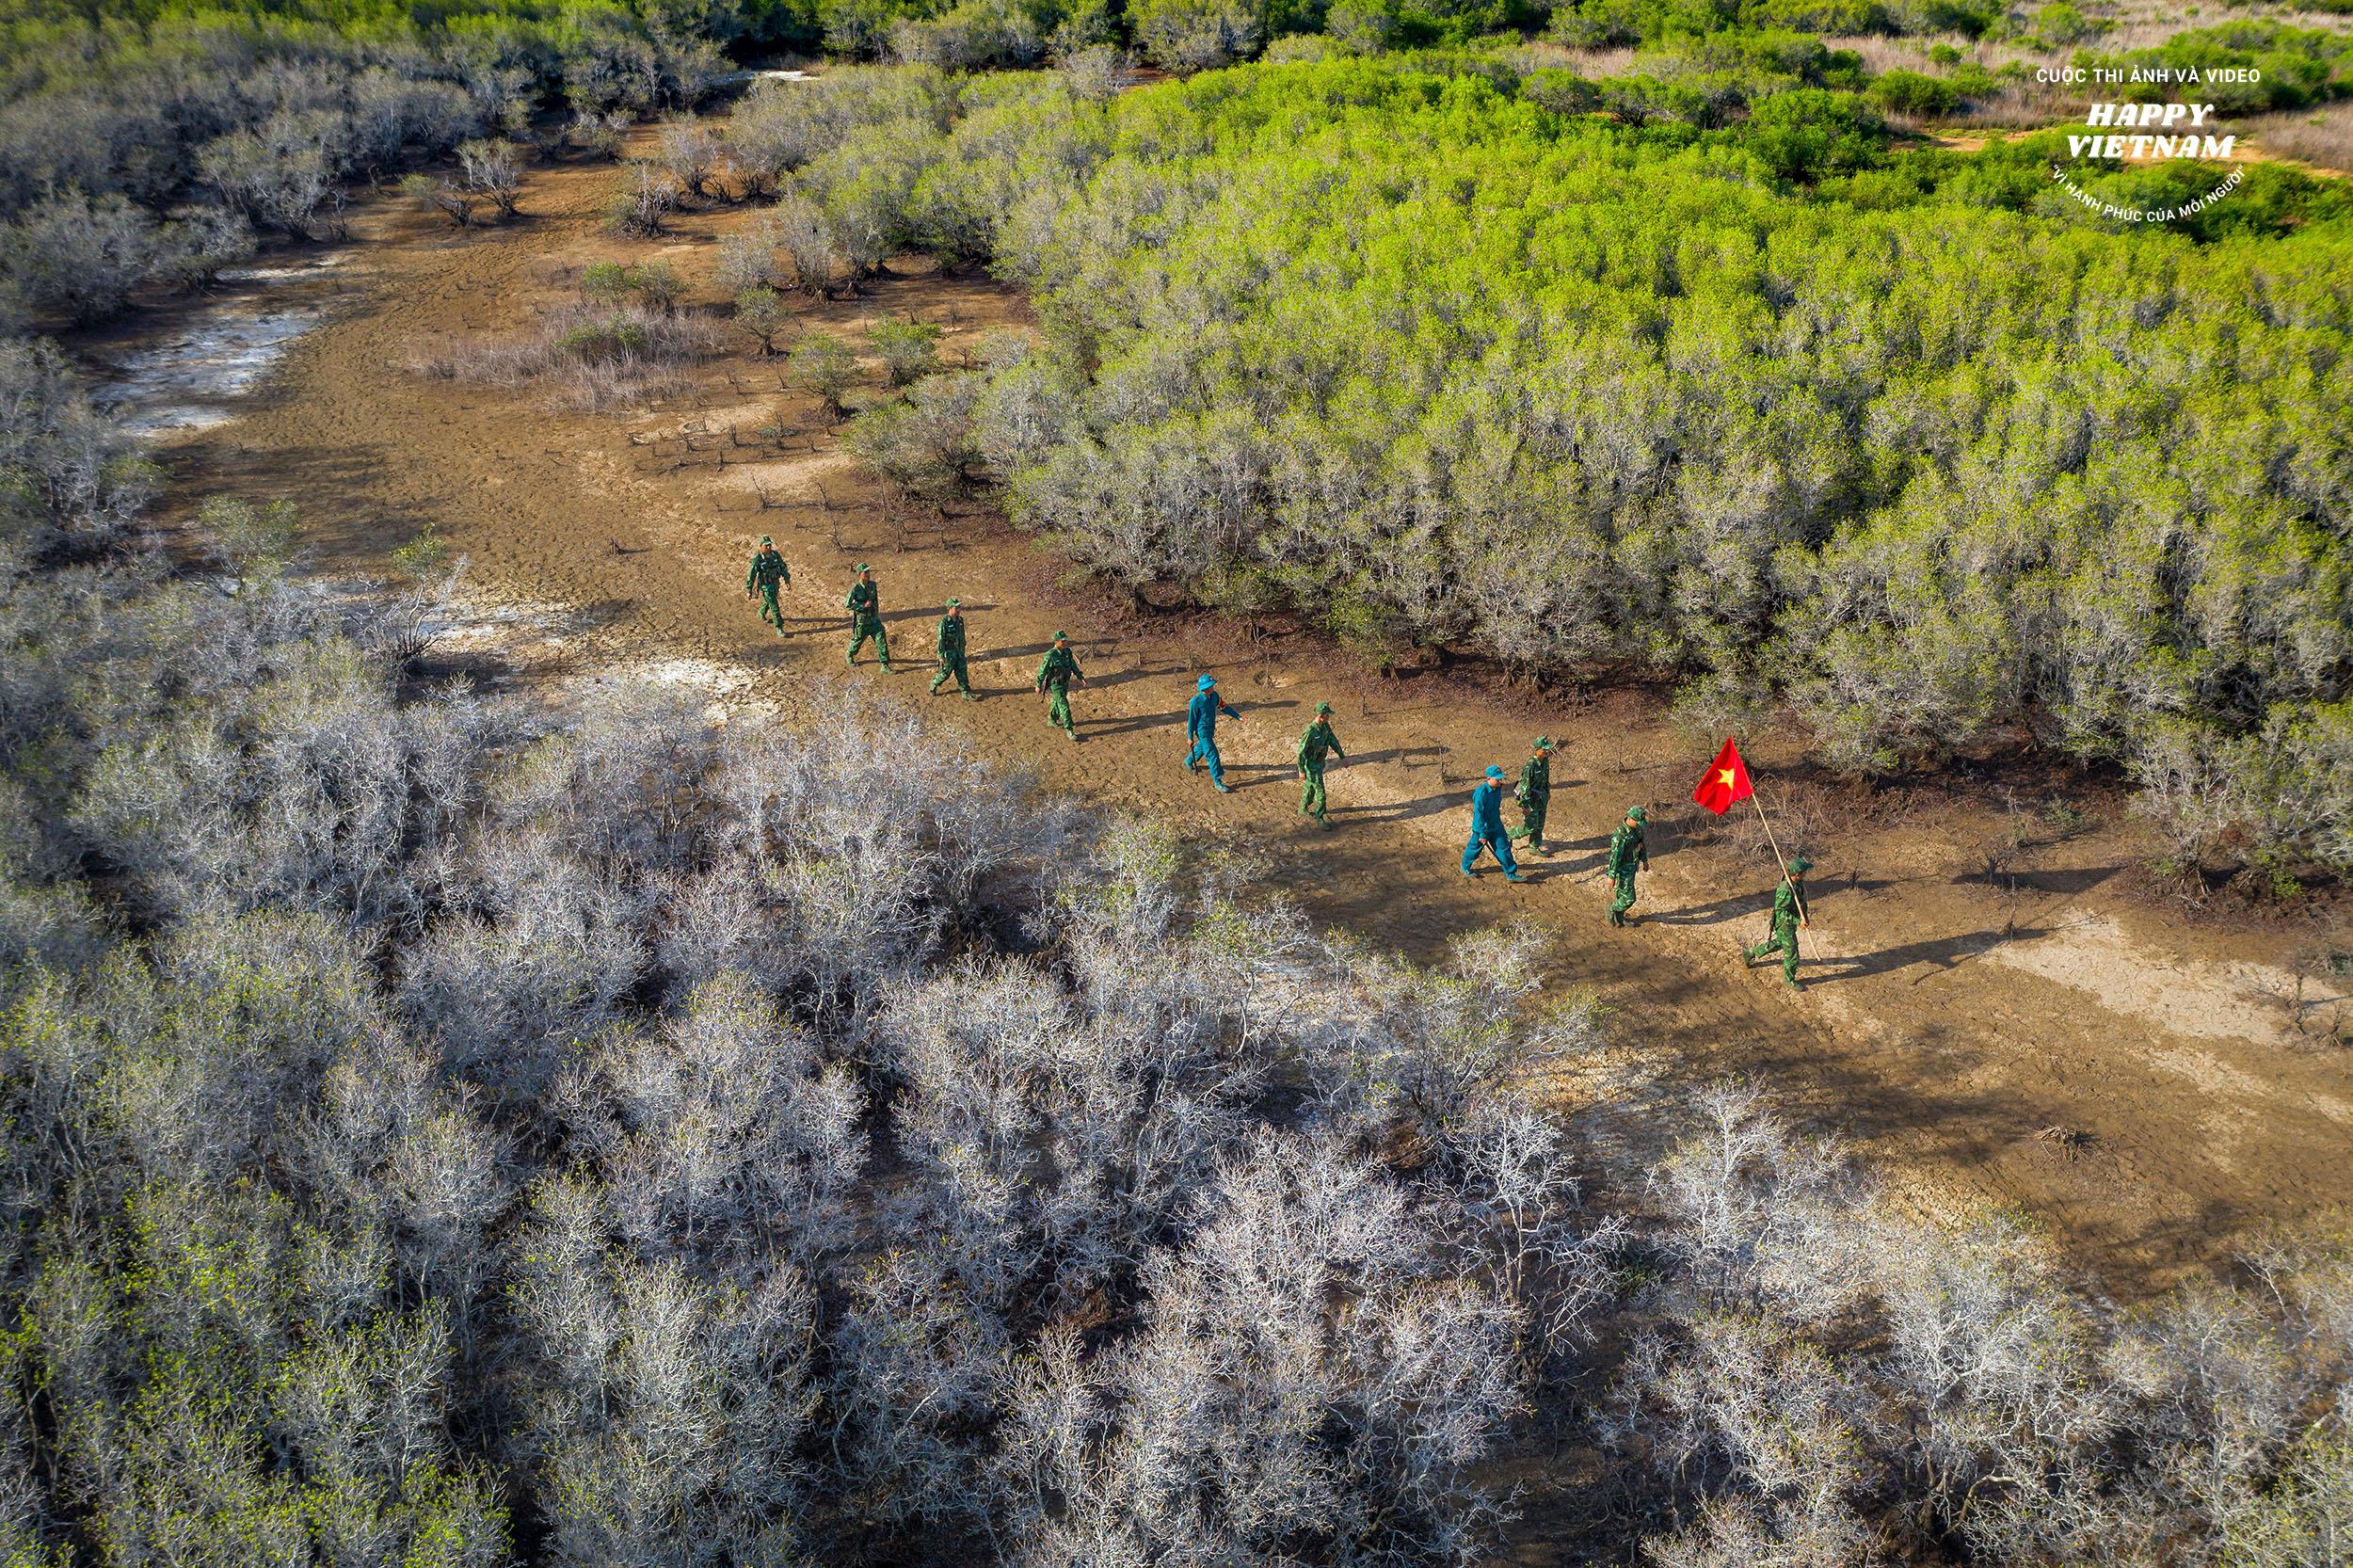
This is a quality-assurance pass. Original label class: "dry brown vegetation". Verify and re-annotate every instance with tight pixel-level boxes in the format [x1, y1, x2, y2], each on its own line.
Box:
[2243, 99, 2353, 171]
[423, 302, 721, 410]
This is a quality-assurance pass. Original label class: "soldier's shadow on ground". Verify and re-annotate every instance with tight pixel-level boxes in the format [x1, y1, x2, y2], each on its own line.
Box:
[1811, 872, 1901, 900]
[1337, 745, 1447, 769]
[975, 639, 1103, 664]
[1326, 791, 1459, 824]
[1648, 889, 1777, 926]
[1220, 761, 1304, 790]
[1078, 708, 1191, 740]
[1950, 864, 2126, 896]
[541, 597, 637, 638]
[1083, 665, 1170, 692]
[1811, 925, 2049, 985]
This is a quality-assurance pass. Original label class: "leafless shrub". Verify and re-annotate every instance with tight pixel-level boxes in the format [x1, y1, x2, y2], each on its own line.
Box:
[730, 286, 787, 356]
[361, 523, 468, 669]
[1310, 921, 1603, 1157]
[1057, 44, 1136, 103]
[604, 159, 679, 236]
[655, 114, 728, 202]
[568, 108, 632, 161]
[770, 191, 846, 295]
[195, 109, 338, 236]
[1135, 0, 1261, 75]
[457, 137, 524, 218]
[399, 170, 473, 229]
[714, 219, 789, 293]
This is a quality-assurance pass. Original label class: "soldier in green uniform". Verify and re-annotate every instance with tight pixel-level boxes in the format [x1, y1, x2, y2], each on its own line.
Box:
[744, 536, 790, 633]
[929, 598, 975, 699]
[1744, 856, 1813, 990]
[844, 565, 889, 669]
[1296, 701, 1345, 826]
[1606, 806, 1649, 927]
[1033, 630, 1084, 741]
[1507, 737, 1556, 854]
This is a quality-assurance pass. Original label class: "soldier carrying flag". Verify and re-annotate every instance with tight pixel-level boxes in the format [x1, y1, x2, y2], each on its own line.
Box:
[1691, 738, 1814, 991]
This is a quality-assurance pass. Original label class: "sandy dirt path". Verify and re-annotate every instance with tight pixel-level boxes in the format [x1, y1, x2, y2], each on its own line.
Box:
[156, 146, 2352, 1296]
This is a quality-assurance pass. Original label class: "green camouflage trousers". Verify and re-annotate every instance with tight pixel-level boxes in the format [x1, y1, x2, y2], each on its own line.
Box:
[930, 654, 971, 696]
[1299, 762, 1329, 822]
[1609, 869, 1639, 926]
[1747, 919, 1801, 986]
[847, 615, 888, 666]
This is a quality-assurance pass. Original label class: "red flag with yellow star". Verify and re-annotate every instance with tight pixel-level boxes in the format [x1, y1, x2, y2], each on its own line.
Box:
[1691, 739, 1753, 816]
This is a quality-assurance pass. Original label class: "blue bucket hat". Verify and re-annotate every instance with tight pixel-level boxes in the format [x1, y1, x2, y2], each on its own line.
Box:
[1197, 675, 1217, 690]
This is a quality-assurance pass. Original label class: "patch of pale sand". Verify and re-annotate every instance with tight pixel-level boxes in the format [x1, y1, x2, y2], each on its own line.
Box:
[635, 399, 781, 433]
[708, 451, 860, 493]
[622, 657, 760, 697]
[434, 584, 770, 721]
[426, 592, 590, 651]
[574, 660, 762, 724]
[2147, 1046, 2275, 1099]
[1984, 909, 2344, 1049]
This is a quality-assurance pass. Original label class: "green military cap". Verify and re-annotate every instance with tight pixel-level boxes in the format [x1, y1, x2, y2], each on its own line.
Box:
[945, 597, 961, 607]
[1051, 629, 1069, 640]
[1786, 856, 1813, 874]
[1534, 736, 1554, 750]
[758, 535, 773, 545]
[1314, 701, 1333, 713]
[854, 562, 872, 572]
[1626, 806, 1646, 822]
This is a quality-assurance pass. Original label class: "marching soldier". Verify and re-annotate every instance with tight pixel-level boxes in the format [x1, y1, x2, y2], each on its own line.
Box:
[1185, 675, 1243, 793]
[1462, 765, 1529, 883]
[1607, 806, 1650, 927]
[1743, 856, 1813, 990]
[929, 598, 975, 699]
[1507, 736, 1556, 854]
[744, 536, 790, 633]
[1034, 630, 1084, 741]
[1296, 702, 1345, 826]
[845, 564, 889, 669]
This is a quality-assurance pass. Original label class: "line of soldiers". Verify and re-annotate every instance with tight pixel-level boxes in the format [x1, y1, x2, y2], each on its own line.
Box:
[747, 546, 1815, 988]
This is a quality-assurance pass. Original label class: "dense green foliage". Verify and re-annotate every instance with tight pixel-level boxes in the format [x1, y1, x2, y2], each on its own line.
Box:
[1545, 0, 1996, 47]
[743, 59, 2353, 875]
[2082, 19, 2353, 114]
